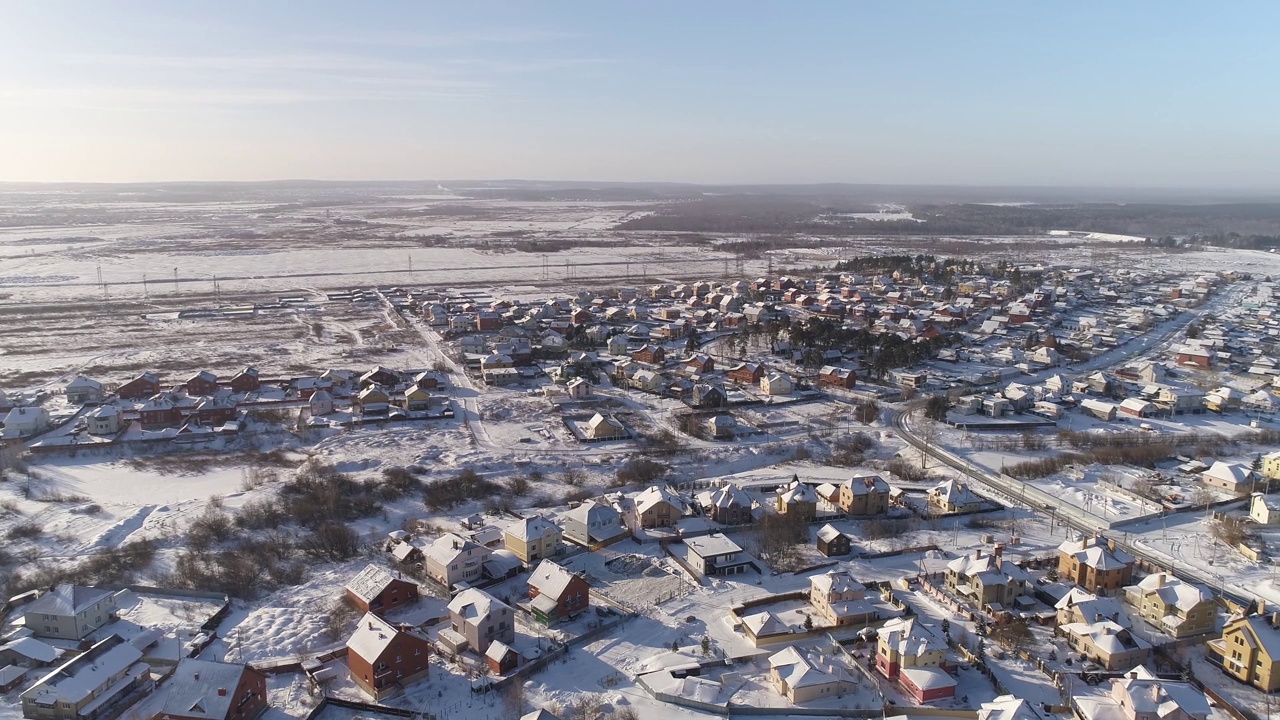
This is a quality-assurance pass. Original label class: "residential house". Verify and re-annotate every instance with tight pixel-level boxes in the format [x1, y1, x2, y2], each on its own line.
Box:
[229, 367, 261, 393]
[353, 386, 391, 416]
[1156, 386, 1205, 415]
[308, 390, 334, 417]
[627, 485, 686, 529]
[401, 384, 431, 412]
[927, 480, 984, 514]
[776, 480, 817, 521]
[1058, 535, 1136, 594]
[344, 564, 420, 616]
[684, 534, 752, 576]
[117, 372, 161, 399]
[1118, 398, 1156, 418]
[564, 377, 590, 399]
[1123, 573, 1215, 638]
[817, 366, 857, 390]
[0, 637, 62, 669]
[503, 516, 561, 565]
[1072, 666, 1210, 720]
[816, 524, 851, 557]
[527, 560, 590, 625]
[1080, 398, 1119, 421]
[1251, 493, 1280, 525]
[186, 371, 219, 397]
[705, 414, 737, 439]
[1055, 588, 1131, 629]
[1175, 345, 1212, 368]
[422, 534, 492, 590]
[1208, 609, 1280, 692]
[944, 547, 1031, 611]
[2, 406, 50, 439]
[767, 647, 851, 703]
[585, 412, 627, 440]
[23, 585, 117, 641]
[727, 362, 765, 385]
[978, 696, 1040, 720]
[683, 354, 714, 374]
[696, 483, 753, 525]
[153, 659, 268, 720]
[446, 588, 514, 655]
[809, 570, 877, 627]
[1201, 461, 1253, 495]
[1060, 619, 1151, 670]
[346, 613, 431, 700]
[632, 345, 665, 365]
[64, 376, 104, 404]
[691, 383, 727, 408]
[838, 474, 891, 516]
[20, 635, 151, 720]
[562, 499, 625, 548]
[760, 372, 794, 396]
[875, 618, 953, 702]
[1264, 451, 1280, 481]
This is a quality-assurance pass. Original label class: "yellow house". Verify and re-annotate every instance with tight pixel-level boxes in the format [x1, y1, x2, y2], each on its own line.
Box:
[1123, 573, 1215, 638]
[503, 515, 561, 565]
[1208, 610, 1280, 692]
[1264, 451, 1280, 481]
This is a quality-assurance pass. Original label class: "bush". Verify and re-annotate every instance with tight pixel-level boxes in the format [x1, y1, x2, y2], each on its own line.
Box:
[614, 457, 669, 487]
[886, 458, 926, 482]
[279, 461, 381, 528]
[235, 498, 285, 530]
[827, 432, 877, 467]
[423, 468, 501, 512]
[187, 506, 235, 549]
[303, 522, 361, 561]
[563, 488, 593, 504]
[506, 474, 531, 497]
[6, 522, 43, 540]
[855, 401, 880, 424]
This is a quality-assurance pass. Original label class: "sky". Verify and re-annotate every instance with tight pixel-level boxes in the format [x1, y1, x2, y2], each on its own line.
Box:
[1, 1, 1277, 189]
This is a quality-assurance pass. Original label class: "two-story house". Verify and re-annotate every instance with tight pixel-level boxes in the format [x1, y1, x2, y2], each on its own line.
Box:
[503, 516, 562, 565]
[1058, 535, 1135, 595]
[944, 547, 1031, 612]
[776, 480, 817, 521]
[809, 570, 878, 627]
[875, 618, 955, 703]
[23, 585, 117, 641]
[1208, 608, 1280, 692]
[838, 474, 891, 516]
[927, 480, 984, 514]
[683, 534, 752, 576]
[423, 534, 492, 590]
[346, 613, 431, 700]
[154, 659, 268, 720]
[344, 564, 420, 617]
[1123, 573, 1215, 638]
[1073, 666, 1210, 720]
[21, 635, 151, 720]
[562, 499, 625, 548]
[626, 485, 686, 530]
[446, 588, 514, 655]
[1060, 619, 1152, 670]
[696, 483, 753, 525]
[527, 560, 590, 625]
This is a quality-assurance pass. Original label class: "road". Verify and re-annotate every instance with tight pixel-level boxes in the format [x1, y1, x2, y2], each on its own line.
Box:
[891, 283, 1255, 605]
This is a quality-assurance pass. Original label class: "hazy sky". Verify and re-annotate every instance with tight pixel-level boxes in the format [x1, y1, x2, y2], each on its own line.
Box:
[2, 1, 1277, 188]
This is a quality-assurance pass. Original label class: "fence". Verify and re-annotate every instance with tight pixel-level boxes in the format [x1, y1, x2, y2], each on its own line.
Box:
[304, 697, 428, 720]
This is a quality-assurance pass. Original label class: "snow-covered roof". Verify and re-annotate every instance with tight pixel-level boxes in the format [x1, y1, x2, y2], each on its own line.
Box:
[778, 480, 816, 505]
[816, 524, 844, 543]
[979, 695, 1039, 720]
[1127, 574, 1211, 612]
[506, 515, 560, 542]
[22, 635, 143, 707]
[635, 485, 685, 515]
[344, 564, 398, 603]
[0, 637, 61, 664]
[768, 647, 848, 689]
[930, 479, 982, 507]
[66, 376, 103, 391]
[742, 611, 787, 637]
[946, 552, 1030, 585]
[1061, 620, 1151, 655]
[810, 569, 863, 596]
[1058, 535, 1135, 571]
[1055, 588, 1130, 628]
[697, 483, 750, 510]
[159, 659, 252, 720]
[900, 665, 957, 691]
[879, 618, 947, 658]
[485, 640, 517, 664]
[1204, 461, 1250, 486]
[448, 588, 509, 623]
[528, 560, 579, 601]
[843, 473, 890, 495]
[25, 584, 113, 618]
[684, 534, 742, 559]
[423, 533, 489, 567]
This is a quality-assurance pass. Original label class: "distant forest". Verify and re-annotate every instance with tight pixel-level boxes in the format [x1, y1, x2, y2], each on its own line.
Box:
[616, 196, 1280, 248]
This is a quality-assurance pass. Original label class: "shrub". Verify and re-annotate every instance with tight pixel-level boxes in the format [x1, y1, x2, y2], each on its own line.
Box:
[303, 522, 361, 561]
[235, 498, 285, 530]
[614, 456, 669, 487]
[6, 522, 43, 540]
[423, 468, 501, 512]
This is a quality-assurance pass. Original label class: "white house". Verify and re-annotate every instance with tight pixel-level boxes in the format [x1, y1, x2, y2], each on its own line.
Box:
[1251, 493, 1280, 525]
[2, 406, 49, 439]
[85, 405, 121, 435]
[760, 372, 794, 396]
[1201, 461, 1253, 495]
[64, 376, 104, 404]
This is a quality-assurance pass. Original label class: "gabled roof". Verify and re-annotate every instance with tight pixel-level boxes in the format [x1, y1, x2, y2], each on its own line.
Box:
[506, 515, 560, 542]
[22, 635, 143, 707]
[635, 485, 685, 515]
[743, 611, 787, 637]
[842, 474, 890, 495]
[347, 613, 401, 662]
[448, 588, 509, 623]
[528, 560, 580, 600]
[159, 659, 254, 720]
[810, 569, 863, 596]
[344, 564, 399, 603]
[25, 584, 113, 617]
[423, 533, 489, 567]
[879, 617, 947, 657]
[1057, 535, 1135, 570]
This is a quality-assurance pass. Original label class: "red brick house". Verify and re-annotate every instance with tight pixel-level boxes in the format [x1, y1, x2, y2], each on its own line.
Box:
[154, 658, 268, 720]
[570, 308, 592, 325]
[527, 560, 590, 625]
[118, 372, 161, 399]
[294, 377, 333, 400]
[485, 641, 520, 674]
[229, 367, 260, 393]
[727, 362, 764, 385]
[186, 371, 219, 397]
[195, 397, 239, 425]
[475, 311, 502, 332]
[347, 613, 431, 700]
[344, 564, 420, 616]
[683, 354, 714, 374]
[632, 345, 665, 365]
[139, 396, 182, 429]
[817, 366, 857, 389]
[1176, 346, 1212, 368]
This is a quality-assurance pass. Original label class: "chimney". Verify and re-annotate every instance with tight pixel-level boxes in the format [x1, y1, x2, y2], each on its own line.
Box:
[217, 689, 227, 697]
[1107, 538, 1116, 553]
[1094, 613, 1102, 623]
[975, 549, 982, 559]
[1153, 572, 1166, 588]
[993, 544, 1004, 562]
[193, 672, 200, 681]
